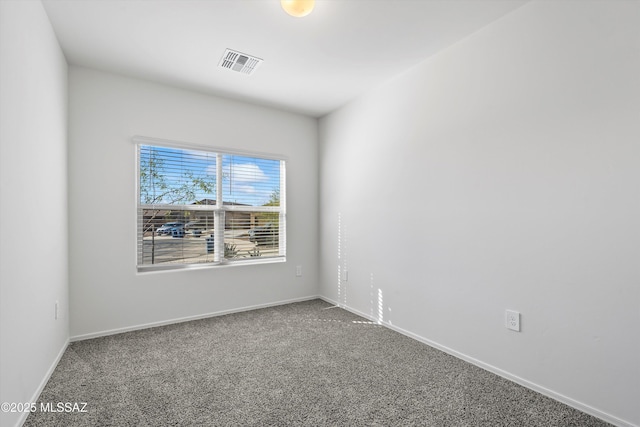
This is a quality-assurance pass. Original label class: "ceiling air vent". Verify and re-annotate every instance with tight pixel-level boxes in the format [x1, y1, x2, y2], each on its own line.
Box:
[218, 49, 263, 75]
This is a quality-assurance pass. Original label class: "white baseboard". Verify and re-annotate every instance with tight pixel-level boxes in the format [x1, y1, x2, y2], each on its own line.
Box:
[318, 296, 636, 427]
[15, 338, 69, 427]
[70, 295, 320, 342]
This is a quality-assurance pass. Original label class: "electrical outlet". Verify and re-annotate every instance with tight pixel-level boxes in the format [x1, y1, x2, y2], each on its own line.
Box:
[505, 310, 520, 332]
[296, 265, 302, 277]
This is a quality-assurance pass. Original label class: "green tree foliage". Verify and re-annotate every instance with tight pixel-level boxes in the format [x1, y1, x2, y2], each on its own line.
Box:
[257, 189, 280, 226]
[140, 150, 216, 264]
[140, 152, 216, 205]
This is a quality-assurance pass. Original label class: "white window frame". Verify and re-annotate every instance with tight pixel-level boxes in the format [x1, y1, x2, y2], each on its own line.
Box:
[133, 136, 286, 272]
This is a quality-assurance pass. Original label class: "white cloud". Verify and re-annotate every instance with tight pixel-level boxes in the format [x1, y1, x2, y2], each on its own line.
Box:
[223, 163, 268, 183]
[236, 185, 256, 194]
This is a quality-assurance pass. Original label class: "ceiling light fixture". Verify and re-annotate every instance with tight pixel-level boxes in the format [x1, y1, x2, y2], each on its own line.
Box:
[281, 0, 315, 18]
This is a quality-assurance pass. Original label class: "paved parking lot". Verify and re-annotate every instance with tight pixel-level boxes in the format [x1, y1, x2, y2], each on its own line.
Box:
[140, 230, 278, 265]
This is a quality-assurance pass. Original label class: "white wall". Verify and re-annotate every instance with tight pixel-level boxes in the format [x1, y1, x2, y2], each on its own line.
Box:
[319, 1, 639, 426]
[0, 2, 69, 427]
[68, 67, 318, 338]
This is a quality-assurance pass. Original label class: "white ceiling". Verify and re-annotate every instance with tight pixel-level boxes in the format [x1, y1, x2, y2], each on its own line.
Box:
[42, 0, 528, 117]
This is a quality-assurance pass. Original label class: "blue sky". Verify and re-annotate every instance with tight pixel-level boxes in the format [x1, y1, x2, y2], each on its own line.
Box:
[140, 145, 280, 206]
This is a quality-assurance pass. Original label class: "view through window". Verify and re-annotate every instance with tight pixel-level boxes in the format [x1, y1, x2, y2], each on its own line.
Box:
[136, 140, 286, 271]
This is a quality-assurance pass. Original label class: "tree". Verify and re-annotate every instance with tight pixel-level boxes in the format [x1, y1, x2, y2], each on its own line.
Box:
[140, 151, 216, 205]
[257, 189, 280, 225]
[140, 150, 216, 264]
[253, 189, 281, 249]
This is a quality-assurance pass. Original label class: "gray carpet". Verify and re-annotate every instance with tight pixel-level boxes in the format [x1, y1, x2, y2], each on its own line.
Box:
[24, 299, 610, 426]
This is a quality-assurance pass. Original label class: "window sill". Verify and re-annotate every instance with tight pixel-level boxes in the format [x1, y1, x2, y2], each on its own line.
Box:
[136, 256, 286, 274]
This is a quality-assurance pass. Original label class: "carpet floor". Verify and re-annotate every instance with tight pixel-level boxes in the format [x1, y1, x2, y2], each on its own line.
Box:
[24, 299, 610, 426]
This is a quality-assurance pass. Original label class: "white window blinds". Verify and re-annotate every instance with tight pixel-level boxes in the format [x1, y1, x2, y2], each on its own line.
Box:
[136, 139, 286, 271]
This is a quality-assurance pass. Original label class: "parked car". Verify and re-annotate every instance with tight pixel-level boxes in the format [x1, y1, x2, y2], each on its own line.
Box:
[185, 221, 206, 236]
[249, 223, 278, 246]
[157, 222, 184, 235]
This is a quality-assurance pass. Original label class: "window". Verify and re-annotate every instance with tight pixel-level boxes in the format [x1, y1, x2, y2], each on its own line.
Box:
[135, 137, 286, 271]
